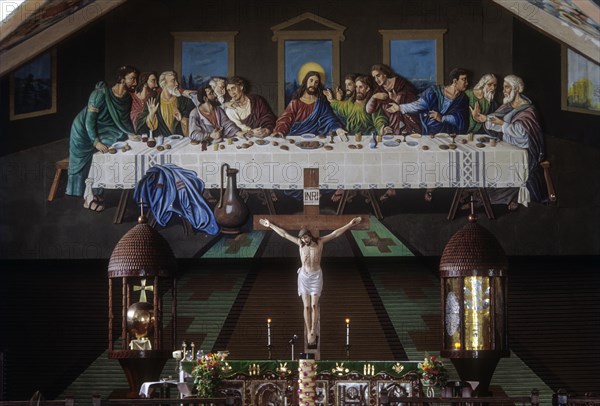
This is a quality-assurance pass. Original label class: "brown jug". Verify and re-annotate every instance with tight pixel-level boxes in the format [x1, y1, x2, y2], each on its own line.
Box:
[214, 163, 249, 235]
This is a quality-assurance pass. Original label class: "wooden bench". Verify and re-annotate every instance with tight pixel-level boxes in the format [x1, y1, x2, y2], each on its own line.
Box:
[47, 158, 69, 202]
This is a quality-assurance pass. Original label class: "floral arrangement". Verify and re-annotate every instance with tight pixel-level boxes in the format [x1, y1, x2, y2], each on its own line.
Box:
[417, 355, 448, 387]
[191, 351, 229, 398]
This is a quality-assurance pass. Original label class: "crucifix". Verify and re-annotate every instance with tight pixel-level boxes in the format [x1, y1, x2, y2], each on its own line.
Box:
[254, 168, 369, 360]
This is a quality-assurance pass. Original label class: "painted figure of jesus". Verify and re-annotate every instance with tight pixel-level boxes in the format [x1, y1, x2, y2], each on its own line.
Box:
[259, 217, 362, 345]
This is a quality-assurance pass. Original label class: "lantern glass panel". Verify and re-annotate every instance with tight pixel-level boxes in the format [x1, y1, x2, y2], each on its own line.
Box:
[494, 276, 506, 350]
[464, 276, 492, 350]
[444, 278, 462, 350]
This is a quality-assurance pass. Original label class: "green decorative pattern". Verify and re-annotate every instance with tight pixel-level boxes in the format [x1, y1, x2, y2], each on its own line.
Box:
[351, 217, 414, 256]
[202, 231, 266, 258]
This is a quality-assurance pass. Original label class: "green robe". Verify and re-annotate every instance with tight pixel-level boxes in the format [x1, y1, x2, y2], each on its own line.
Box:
[330, 99, 388, 134]
[67, 82, 134, 197]
[466, 89, 495, 134]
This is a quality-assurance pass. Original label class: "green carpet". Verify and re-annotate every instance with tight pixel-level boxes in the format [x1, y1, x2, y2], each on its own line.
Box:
[201, 230, 267, 258]
[351, 217, 414, 256]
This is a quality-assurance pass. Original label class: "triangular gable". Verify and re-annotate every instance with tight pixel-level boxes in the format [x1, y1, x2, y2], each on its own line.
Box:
[271, 12, 346, 40]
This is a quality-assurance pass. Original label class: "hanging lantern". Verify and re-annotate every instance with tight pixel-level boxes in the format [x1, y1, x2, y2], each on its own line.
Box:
[107, 213, 177, 398]
[439, 214, 509, 396]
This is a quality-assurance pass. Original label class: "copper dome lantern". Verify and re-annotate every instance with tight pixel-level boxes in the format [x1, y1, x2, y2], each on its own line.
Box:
[107, 215, 177, 398]
[439, 217, 509, 396]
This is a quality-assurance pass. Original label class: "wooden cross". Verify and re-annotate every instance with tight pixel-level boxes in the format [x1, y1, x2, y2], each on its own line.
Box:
[253, 168, 370, 359]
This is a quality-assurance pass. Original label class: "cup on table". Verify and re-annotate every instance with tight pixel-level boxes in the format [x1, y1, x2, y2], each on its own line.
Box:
[227, 137, 233, 145]
[355, 134, 362, 142]
[147, 139, 156, 147]
[213, 142, 220, 151]
[467, 133, 474, 142]
[142, 133, 148, 143]
[156, 135, 164, 146]
[490, 138, 497, 147]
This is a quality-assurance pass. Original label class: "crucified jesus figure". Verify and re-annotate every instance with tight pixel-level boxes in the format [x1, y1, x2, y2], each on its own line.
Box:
[259, 217, 362, 345]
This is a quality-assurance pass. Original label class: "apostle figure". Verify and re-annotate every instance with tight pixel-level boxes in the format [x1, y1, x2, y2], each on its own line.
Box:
[388, 67, 469, 136]
[466, 73, 498, 134]
[137, 71, 195, 136]
[189, 85, 244, 143]
[66, 65, 138, 212]
[473, 74, 547, 210]
[258, 217, 362, 345]
[223, 76, 276, 138]
[366, 64, 421, 134]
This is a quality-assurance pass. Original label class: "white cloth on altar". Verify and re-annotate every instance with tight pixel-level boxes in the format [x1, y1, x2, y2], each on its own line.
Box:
[297, 267, 323, 296]
[139, 380, 177, 398]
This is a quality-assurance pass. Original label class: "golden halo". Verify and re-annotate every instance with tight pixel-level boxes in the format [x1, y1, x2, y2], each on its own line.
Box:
[297, 62, 325, 85]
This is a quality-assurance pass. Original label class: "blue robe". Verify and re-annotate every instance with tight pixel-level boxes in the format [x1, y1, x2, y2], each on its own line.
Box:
[402, 85, 468, 135]
[66, 82, 134, 196]
[274, 98, 342, 135]
[134, 164, 220, 235]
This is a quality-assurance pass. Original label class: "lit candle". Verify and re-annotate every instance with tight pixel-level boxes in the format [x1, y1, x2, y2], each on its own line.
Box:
[267, 318, 272, 346]
[345, 318, 350, 346]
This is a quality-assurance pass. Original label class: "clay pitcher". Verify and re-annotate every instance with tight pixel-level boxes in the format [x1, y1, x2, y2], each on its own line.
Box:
[214, 163, 249, 235]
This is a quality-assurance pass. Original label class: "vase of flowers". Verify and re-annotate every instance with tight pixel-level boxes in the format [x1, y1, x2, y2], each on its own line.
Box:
[418, 355, 448, 397]
[191, 351, 229, 398]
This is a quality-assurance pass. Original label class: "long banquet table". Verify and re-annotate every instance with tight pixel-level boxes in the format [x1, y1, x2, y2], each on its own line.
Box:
[87, 133, 530, 208]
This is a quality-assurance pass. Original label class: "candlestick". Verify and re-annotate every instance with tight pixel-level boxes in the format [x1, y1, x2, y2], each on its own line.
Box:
[345, 318, 350, 346]
[267, 318, 272, 346]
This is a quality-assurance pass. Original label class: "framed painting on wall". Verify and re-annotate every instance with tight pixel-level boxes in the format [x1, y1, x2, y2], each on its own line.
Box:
[9, 49, 57, 121]
[561, 45, 600, 115]
[379, 30, 446, 93]
[172, 32, 237, 90]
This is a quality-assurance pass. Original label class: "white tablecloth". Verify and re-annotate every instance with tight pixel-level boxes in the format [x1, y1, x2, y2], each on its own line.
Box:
[88, 134, 530, 204]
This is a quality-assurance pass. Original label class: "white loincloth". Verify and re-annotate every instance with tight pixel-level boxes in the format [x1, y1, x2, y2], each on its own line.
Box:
[297, 267, 323, 296]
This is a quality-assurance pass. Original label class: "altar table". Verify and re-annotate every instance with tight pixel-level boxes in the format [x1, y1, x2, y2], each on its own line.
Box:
[87, 134, 530, 208]
[179, 359, 421, 406]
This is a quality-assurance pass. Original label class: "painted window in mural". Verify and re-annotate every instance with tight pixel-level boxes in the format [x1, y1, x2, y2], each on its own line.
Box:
[172, 31, 237, 90]
[380, 30, 446, 90]
[10, 49, 56, 120]
[181, 41, 228, 89]
[284, 40, 333, 106]
[390, 40, 436, 93]
[562, 46, 600, 116]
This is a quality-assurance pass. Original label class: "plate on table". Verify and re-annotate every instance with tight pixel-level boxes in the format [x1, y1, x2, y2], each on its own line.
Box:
[383, 135, 395, 140]
[296, 140, 324, 149]
[477, 136, 490, 143]
[436, 133, 449, 138]
[405, 141, 419, 147]
[409, 133, 422, 138]
[168, 134, 183, 141]
[301, 133, 316, 139]
[255, 139, 270, 146]
[112, 141, 128, 150]
[128, 134, 141, 142]
[383, 140, 400, 147]
[439, 144, 450, 150]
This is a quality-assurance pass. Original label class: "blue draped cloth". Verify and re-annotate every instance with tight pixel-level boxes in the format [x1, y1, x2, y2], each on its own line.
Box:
[134, 164, 220, 235]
